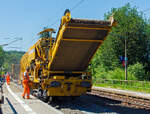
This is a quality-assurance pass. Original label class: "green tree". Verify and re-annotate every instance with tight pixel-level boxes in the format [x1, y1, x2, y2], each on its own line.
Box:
[0, 46, 5, 68]
[3, 51, 25, 72]
[92, 3, 150, 78]
[128, 62, 148, 80]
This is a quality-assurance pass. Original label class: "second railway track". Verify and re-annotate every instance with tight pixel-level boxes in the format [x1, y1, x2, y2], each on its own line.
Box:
[91, 87, 150, 110]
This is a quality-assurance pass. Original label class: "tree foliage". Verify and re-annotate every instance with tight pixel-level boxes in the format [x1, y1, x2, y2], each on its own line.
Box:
[3, 51, 25, 73]
[0, 46, 5, 68]
[128, 62, 148, 80]
[92, 3, 150, 80]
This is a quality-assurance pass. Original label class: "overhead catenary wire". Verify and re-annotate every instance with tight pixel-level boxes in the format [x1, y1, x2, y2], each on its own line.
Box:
[31, 0, 79, 43]
[48, 0, 73, 27]
[6, 47, 21, 49]
[48, 0, 86, 28]
[0, 37, 11, 40]
[70, 0, 85, 11]
[0, 37, 22, 46]
[30, 0, 86, 44]
[143, 8, 150, 12]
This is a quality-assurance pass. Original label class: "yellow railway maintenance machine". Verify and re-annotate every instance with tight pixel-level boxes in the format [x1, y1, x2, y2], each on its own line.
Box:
[20, 9, 116, 102]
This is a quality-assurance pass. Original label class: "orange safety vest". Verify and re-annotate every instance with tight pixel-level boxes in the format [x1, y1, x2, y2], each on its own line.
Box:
[22, 72, 29, 84]
[6, 75, 10, 80]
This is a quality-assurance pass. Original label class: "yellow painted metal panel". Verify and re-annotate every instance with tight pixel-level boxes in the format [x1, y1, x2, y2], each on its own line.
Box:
[62, 38, 103, 43]
[66, 26, 110, 30]
[53, 76, 65, 80]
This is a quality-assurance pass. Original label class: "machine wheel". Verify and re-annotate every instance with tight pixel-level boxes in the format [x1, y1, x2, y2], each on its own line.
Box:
[42, 90, 49, 102]
[37, 88, 43, 99]
[48, 97, 53, 104]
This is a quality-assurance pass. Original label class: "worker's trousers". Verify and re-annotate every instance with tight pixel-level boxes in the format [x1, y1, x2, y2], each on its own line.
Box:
[22, 83, 30, 98]
[6, 79, 10, 85]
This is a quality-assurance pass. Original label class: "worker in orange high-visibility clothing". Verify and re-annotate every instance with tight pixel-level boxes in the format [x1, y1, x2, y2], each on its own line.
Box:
[6, 72, 10, 85]
[22, 67, 30, 99]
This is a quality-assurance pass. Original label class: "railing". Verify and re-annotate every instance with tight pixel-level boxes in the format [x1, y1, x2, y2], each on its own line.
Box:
[94, 79, 150, 93]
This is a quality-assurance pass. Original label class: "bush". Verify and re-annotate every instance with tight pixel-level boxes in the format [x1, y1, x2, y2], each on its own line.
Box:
[128, 62, 147, 80]
[94, 65, 107, 80]
[106, 68, 136, 80]
[94, 66, 136, 81]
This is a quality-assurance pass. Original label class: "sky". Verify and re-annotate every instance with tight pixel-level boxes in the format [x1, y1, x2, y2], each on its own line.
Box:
[0, 0, 150, 52]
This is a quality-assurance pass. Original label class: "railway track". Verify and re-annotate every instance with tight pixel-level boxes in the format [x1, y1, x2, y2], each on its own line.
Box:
[91, 88, 150, 110]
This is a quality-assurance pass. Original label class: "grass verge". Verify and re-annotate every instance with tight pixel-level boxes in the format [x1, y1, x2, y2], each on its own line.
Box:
[94, 83, 150, 93]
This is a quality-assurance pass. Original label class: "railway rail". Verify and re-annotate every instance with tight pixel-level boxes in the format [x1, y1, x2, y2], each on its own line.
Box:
[91, 87, 150, 110]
